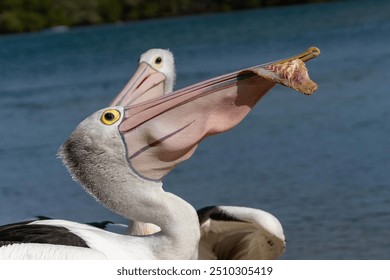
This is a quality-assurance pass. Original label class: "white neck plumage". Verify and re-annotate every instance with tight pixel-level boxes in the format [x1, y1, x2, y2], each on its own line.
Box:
[103, 175, 200, 259]
[59, 119, 200, 259]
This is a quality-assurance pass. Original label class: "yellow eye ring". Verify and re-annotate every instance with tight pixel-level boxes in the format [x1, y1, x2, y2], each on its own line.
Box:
[100, 109, 121, 125]
[153, 56, 163, 69]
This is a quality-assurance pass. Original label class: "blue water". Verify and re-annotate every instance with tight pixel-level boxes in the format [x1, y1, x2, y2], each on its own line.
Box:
[1, 0, 389, 259]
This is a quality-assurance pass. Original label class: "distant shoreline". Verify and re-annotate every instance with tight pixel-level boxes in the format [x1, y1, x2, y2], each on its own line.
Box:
[0, 0, 340, 34]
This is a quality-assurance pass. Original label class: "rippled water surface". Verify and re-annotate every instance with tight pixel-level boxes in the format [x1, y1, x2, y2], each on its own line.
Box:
[0, 0, 389, 259]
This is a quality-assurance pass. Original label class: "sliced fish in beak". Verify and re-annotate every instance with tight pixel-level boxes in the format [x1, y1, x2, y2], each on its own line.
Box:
[116, 47, 320, 181]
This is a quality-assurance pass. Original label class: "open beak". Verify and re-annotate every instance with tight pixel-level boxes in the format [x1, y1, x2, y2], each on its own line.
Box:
[110, 62, 166, 107]
[115, 47, 320, 181]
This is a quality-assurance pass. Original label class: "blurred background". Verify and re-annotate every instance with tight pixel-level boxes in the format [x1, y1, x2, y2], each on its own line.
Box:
[0, 0, 389, 259]
[1, 0, 336, 34]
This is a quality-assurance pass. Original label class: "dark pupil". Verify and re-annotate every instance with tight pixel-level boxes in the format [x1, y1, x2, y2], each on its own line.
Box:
[104, 112, 115, 121]
[155, 57, 162, 64]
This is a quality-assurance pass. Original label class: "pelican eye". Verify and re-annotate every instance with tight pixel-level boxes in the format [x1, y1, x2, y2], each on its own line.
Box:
[100, 109, 121, 125]
[155, 57, 162, 64]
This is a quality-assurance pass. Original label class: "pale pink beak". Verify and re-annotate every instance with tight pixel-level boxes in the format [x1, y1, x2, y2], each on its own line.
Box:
[110, 62, 166, 107]
[114, 47, 320, 181]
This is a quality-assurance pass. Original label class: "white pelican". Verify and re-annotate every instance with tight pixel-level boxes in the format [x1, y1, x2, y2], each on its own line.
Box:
[110, 48, 175, 106]
[107, 48, 287, 259]
[0, 47, 319, 259]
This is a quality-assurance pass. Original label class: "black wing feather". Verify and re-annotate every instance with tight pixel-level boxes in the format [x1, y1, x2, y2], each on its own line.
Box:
[197, 206, 245, 224]
[0, 221, 89, 248]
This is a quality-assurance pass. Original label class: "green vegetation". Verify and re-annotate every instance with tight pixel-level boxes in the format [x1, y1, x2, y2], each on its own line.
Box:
[0, 0, 335, 34]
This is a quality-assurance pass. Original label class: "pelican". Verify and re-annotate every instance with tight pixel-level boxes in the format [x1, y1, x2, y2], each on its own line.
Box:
[110, 48, 175, 106]
[106, 48, 287, 259]
[0, 47, 319, 259]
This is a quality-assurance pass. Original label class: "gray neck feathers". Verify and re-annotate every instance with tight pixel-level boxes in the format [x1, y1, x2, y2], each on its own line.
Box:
[58, 121, 161, 221]
[58, 118, 200, 258]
